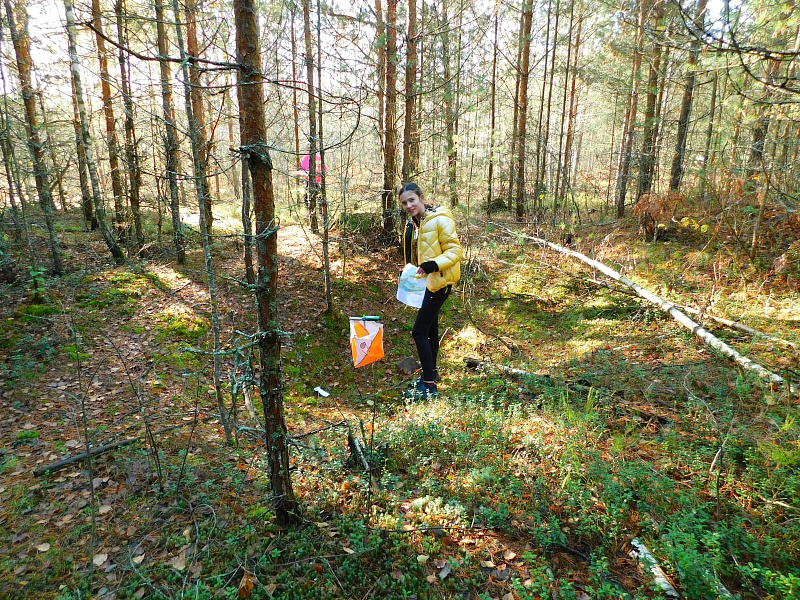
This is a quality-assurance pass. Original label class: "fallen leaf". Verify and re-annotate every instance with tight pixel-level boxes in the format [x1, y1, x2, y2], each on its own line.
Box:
[237, 572, 254, 599]
[503, 593, 515, 600]
[36, 543, 50, 552]
[342, 547, 355, 554]
[170, 554, 186, 571]
[426, 575, 437, 583]
[265, 583, 277, 597]
[98, 505, 112, 515]
[416, 554, 429, 564]
[132, 554, 145, 565]
[93, 553, 109, 567]
[133, 588, 145, 599]
[438, 562, 452, 580]
[503, 549, 517, 560]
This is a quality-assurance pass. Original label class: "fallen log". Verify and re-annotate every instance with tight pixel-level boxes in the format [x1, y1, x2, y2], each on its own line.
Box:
[512, 229, 798, 396]
[35, 436, 141, 477]
[630, 538, 680, 599]
[677, 304, 798, 351]
[463, 357, 538, 379]
[34, 418, 214, 477]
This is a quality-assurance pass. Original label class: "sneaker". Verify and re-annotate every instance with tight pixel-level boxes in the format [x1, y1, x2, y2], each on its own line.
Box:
[409, 370, 441, 386]
[403, 379, 438, 400]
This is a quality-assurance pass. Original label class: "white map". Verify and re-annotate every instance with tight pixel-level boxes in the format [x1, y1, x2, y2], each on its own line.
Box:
[396, 263, 427, 308]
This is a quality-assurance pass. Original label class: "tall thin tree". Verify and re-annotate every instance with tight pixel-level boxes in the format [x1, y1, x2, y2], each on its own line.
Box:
[401, 0, 418, 182]
[115, 0, 144, 248]
[154, 0, 184, 263]
[669, 0, 707, 192]
[301, 0, 319, 233]
[186, 0, 214, 233]
[91, 0, 127, 238]
[234, 0, 300, 527]
[171, 0, 232, 443]
[63, 0, 124, 264]
[4, 0, 64, 274]
[514, 0, 534, 220]
[381, 0, 398, 231]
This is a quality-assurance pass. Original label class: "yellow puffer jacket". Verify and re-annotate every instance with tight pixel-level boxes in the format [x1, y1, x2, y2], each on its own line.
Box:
[403, 205, 462, 292]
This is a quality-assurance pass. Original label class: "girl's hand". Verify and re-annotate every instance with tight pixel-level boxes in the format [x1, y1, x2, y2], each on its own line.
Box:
[418, 261, 438, 275]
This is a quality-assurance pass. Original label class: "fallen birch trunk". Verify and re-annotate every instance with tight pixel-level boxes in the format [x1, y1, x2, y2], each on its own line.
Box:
[518, 230, 797, 396]
[630, 538, 680, 599]
[677, 304, 798, 351]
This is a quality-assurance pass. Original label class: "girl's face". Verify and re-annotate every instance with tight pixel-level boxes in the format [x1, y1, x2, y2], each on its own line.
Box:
[400, 190, 425, 219]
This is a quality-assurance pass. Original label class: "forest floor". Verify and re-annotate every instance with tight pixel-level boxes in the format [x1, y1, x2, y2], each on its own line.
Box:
[1, 204, 799, 600]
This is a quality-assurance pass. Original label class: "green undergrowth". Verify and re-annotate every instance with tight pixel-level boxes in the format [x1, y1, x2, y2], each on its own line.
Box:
[16, 381, 797, 599]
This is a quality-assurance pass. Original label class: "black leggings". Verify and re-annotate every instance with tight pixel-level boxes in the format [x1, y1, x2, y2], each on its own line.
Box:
[412, 285, 451, 382]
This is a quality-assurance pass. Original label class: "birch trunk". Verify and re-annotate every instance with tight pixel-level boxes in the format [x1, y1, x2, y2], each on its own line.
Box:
[518, 230, 796, 394]
[63, 0, 124, 264]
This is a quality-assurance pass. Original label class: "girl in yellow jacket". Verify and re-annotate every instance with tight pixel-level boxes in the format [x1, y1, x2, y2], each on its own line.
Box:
[399, 182, 463, 399]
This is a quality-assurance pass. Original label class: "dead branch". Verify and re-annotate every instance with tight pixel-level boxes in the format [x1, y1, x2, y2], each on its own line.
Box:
[34, 418, 213, 477]
[463, 356, 537, 379]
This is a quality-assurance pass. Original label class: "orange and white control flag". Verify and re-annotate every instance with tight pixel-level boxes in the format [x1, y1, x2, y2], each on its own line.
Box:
[349, 317, 384, 368]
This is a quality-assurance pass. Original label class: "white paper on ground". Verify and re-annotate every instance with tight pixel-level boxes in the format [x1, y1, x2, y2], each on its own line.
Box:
[397, 263, 427, 308]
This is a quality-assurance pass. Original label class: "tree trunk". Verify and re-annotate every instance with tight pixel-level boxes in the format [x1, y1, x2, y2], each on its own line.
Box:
[290, 6, 301, 171]
[534, 0, 553, 207]
[115, 0, 144, 249]
[560, 11, 582, 206]
[37, 94, 67, 212]
[554, 0, 575, 213]
[4, 0, 64, 274]
[0, 30, 28, 246]
[542, 0, 561, 197]
[669, 0, 707, 192]
[63, 0, 124, 264]
[699, 71, 718, 200]
[171, 0, 232, 444]
[439, 1, 457, 208]
[614, 0, 647, 217]
[154, 0, 184, 264]
[70, 71, 96, 229]
[236, 70, 255, 286]
[316, 0, 331, 311]
[186, 0, 214, 234]
[486, 9, 498, 213]
[381, 0, 398, 231]
[507, 3, 526, 209]
[234, 0, 300, 527]
[301, 0, 319, 233]
[401, 0, 418, 183]
[514, 0, 534, 221]
[91, 0, 127, 240]
[637, 7, 664, 200]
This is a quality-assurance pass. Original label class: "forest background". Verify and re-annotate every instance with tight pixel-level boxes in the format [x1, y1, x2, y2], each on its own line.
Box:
[0, 0, 799, 597]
